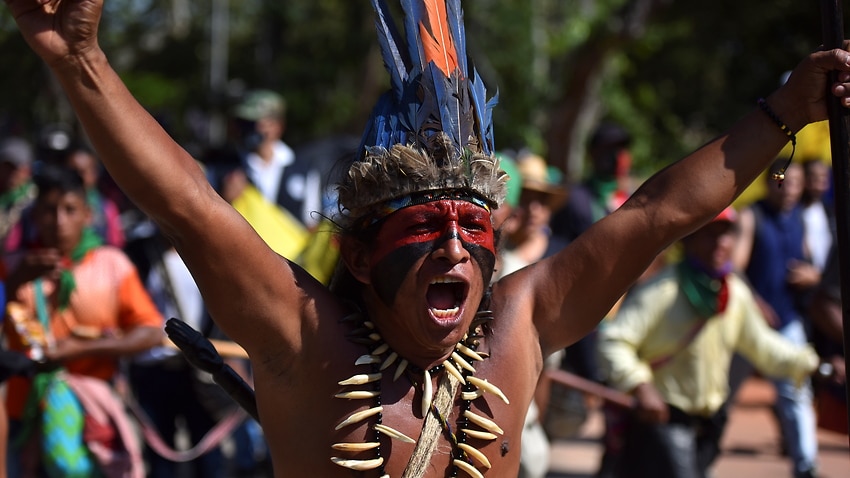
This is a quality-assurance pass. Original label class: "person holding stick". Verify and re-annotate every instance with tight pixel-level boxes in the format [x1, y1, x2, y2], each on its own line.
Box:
[597, 207, 836, 478]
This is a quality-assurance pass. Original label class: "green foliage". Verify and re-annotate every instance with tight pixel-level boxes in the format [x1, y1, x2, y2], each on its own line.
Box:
[612, 0, 828, 175]
[121, 73, 184, 110]
[0, 0, 845, 177]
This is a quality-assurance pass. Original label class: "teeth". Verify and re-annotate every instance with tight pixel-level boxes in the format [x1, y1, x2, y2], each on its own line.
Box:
[443, 359, 466, 384]
[463, 410, 504, 435]
[354, 354, 381, 366]
[458, 443, 492, 469]
[338, 373, 382, 386]
[374, 424, 416, 443]
[467, 376, 510, 404]
[431, 306, 460, 317]
[427, 276, 463, 316]
[331, 442, 380, 451]
[334, 390, 381, 400]
[371, 343, 390, 355]
[379, 352, 398, 371]
[431, 276, 462, 284]
[461, 389, 484, 401]
[422, 369, 433, 417]
[335, 406, 383, 430]
[461, 428, 498, 441]
[452, 352, 476, 373]
[453, 459, 485, 478]
[331, 456, 384, 471]
[393, 359, 408, 381]
[457, 343, 484, 361]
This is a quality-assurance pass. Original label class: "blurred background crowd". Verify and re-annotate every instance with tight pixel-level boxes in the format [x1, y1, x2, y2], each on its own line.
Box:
[0, 102, 844, 477]
[0, 2, 848, 477]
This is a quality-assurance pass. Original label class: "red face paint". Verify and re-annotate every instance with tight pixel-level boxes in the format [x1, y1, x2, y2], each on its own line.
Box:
[368, 200, 496, 307]
[371, 200, 495, 265]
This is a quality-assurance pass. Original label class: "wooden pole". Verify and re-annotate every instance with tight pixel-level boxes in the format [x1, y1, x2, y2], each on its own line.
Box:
[819, 0, 850, 441]
[544, 368, 636, 410]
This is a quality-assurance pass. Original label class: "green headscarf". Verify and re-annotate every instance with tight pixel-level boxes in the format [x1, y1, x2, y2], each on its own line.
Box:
[57, 227, 102, 310]
[677, 258, 728, 319]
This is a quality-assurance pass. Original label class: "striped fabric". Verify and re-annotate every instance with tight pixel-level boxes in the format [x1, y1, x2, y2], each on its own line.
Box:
[19, 371, 101, 477]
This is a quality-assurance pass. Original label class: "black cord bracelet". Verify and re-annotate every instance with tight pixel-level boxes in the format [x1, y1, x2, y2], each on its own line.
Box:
[757, 98, 796, 185]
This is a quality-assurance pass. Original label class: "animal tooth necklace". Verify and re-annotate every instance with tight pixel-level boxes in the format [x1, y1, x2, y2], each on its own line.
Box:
[332, 309, 507, 478]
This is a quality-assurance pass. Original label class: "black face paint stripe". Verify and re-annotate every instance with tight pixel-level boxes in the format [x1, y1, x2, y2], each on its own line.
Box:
[469, 244, 496, 287]
[371, 238, 496, 307]
[372, 242, 432, 306]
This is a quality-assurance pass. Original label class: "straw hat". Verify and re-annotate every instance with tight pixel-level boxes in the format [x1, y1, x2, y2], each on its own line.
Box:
[517, 153, 568, 210]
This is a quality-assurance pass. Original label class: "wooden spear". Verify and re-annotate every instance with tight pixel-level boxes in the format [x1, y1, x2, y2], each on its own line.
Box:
[544, 368, 636, 410]
[819, 0, 850, 440]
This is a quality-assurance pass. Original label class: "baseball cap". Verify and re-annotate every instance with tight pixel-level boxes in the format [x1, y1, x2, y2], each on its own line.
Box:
[0, 137, 34, 167]
[234, 90, 286, 121]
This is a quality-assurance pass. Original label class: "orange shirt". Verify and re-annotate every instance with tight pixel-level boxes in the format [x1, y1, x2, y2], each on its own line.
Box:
[5, 246, 163, 418]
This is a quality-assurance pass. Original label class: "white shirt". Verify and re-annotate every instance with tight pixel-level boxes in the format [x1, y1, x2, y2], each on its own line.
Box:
[802, 201, 832, 272]
[244, 140, 294, 205]
[244, 140, 322, 228]
[136, 248, 205, 363]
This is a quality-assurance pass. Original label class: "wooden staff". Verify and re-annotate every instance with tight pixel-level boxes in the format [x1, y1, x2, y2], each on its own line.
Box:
[819, 0, 850, 441]
[544, 368, 636, 410]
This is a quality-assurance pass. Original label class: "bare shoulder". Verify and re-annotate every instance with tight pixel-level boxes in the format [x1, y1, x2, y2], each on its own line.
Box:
[489, 271, 535, 328]
[167, 198, 326, 357]
[249, 284, 356, 382]
[487, 277, 542, 359]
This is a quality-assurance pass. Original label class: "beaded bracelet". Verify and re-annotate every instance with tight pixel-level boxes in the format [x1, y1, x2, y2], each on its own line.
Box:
[757, 98, 796, 185]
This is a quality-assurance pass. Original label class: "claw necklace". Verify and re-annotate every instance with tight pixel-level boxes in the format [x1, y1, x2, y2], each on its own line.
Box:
[331, 308, 507, 478]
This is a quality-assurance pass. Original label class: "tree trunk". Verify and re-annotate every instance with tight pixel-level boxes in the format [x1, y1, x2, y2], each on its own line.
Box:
[546, 0, 663, 181]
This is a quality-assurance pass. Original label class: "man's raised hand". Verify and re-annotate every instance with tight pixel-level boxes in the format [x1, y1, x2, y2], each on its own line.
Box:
[5, 0, 104, 68]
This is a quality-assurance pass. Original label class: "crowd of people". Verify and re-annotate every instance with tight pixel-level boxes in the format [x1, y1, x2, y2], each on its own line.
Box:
[2, 1, 850, 478]
[0, 76, 349, 477]
[0, 71, 356, 478]
[0, 117, 289, 476]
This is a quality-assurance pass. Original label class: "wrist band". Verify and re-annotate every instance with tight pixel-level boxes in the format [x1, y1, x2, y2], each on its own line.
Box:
[757, 98, 796, 185]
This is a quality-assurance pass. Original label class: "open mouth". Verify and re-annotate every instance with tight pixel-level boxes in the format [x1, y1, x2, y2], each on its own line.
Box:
[426, 276, 468, 319]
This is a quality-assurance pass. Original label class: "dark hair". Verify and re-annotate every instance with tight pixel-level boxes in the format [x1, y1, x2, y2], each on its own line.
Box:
[199, 145, 243, 196]
[590, 122, 631, 149]
[34, 163, 87, 200]
[802, 158, 827, 174]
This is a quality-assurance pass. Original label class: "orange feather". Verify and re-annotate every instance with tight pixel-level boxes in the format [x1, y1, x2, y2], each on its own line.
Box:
[419, 0, 458, 76]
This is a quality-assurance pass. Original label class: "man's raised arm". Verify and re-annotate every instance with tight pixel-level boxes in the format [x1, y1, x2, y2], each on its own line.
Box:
[522, 45, 850, 355]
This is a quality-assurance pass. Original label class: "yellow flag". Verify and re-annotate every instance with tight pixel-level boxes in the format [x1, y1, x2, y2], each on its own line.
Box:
[231, 186, 309, 259]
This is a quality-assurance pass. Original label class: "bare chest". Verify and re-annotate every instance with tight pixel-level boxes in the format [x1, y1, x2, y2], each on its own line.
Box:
[253, 330, 529, 477]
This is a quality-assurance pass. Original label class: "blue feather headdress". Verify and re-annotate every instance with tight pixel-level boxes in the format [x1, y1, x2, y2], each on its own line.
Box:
[337, 0, 507, 226]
